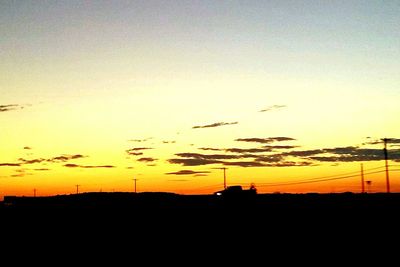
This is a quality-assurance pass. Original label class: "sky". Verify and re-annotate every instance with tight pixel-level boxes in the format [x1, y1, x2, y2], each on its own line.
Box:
[1, 0, 399, 198]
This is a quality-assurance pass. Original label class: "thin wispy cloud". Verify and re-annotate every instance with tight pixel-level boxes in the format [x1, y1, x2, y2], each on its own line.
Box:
[235, 137, 296, 144]
[162, 140, 176, 144]
[33, 168, 51, 171]
[49, 154, 86, 162]
[165, 170, 211, 175]
[198, 147, 223, 151]
[259, 105, 286, 112]
[23, 146, 32, 150]
[223, 161, 267, 167]
[17, 154, 87, 165]
[126, 147, 153, 156]
[128, 137, 153, 142]
[225, 148, 274, 154]
[64, 164, 115, 168]
[192, 122, 238, 129]
[0, 104, 26, 112]
[176, 153, 240, 160]
[168, 158, 222, 166]
[0, 163, 21, 167]
[364, 138, 400, 145]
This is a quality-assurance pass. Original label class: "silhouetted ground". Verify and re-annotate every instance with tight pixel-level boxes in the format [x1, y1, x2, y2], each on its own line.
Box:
[3, 192, 400, 218]
[2, 192, 399, 251]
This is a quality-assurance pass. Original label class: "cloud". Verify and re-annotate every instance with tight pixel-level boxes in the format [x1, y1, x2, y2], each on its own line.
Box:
[128, 137, 153, 142]
[223, 161, 313, 167]
[0, 163, 21, 167]
[0, 104, 25, 112]
[64, 164, 115, 168]
[126, 167, 134, 169]
[126, 148, 153, 156]
[223, 161, 267, 167]
[17, 154, 86, 165]
[165, 170, 211, 175]
[253, 155, 284, 162]
[235, 137, 296, 144]
[225, 148, 274, 154]
[126, 152, 143, 156]
[199, 146, 296, 154]
[259, 105, 287, 112]
[262, 145, 298, 150]
[283, 149, 324, 157]
[23, 146, 32, 150]
[18, 158, 46, 164]
[49, 154, 86, 162]
[271, 161, 314, 167]
[162, 141, 176, 144]
[168, 158, 222, 166]
[192, 122, 238, 129]
[137, 157, 157, 163]
[33, 168, 51, 171]
[176, 153, 239, 160]
[283, 146, 400, 163]
[198, 147, 223, 151]
[363, 138, 400, 145]
[167, 179, 189, 182]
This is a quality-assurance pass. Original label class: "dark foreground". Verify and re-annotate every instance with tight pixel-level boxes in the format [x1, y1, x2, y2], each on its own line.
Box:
[2, 192, 400, 249]
[3, 191, 400, 217]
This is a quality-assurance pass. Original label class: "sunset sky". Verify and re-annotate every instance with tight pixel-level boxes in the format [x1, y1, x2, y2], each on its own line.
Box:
[1, 1, 399, 198]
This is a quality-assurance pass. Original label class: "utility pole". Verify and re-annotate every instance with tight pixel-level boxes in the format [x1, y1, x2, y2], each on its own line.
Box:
[33, 188, 37, 197]
[219, 167, 227, 189]
[76, 184, 80, 194]
[132, 178, 138, 193]
[361, 164, 365, 193]
[383, 138, 390, 193]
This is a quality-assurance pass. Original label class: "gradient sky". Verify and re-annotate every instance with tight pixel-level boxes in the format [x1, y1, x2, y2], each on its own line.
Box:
[1, 0, 399, 198]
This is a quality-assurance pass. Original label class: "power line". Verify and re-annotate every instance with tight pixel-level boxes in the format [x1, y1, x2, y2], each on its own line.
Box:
[253, 166, 386, 186]
[256, 169, 400, 187]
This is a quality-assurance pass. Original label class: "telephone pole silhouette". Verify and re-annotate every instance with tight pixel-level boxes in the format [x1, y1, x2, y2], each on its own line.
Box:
[76, 184, 80, 194]
[218, 167, 227, 189]
[33, 188, 37, 197]
[360, 164, 365, 193]
[132, 178, 138, 193]
[382, 138, 390, 193]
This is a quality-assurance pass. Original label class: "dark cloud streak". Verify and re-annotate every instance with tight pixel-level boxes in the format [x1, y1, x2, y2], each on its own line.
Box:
[165, 170, 211, 175]
[235, 137, 296, 144]
[64, 164, 115, 168]
[193, 122, 238, 129]
[259, 105, 286, 112]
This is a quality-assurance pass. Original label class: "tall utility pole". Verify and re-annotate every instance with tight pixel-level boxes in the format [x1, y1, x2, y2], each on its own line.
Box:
[383, 138, 390, 193]
[220, 167, 227, 189]
[33, 188, 37, 197]
[361, 164, 365, 193]
[133, 178, 138, 193]
[76, 184, 80, 194]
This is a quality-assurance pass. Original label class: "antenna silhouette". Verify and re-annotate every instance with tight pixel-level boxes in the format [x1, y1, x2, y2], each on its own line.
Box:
[132, 178, 138, 193]
[213, 167, 228, 189]
[360, 164, 365, 193]
[75, 184, 80, 194]
[382, 138, 391, 193]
